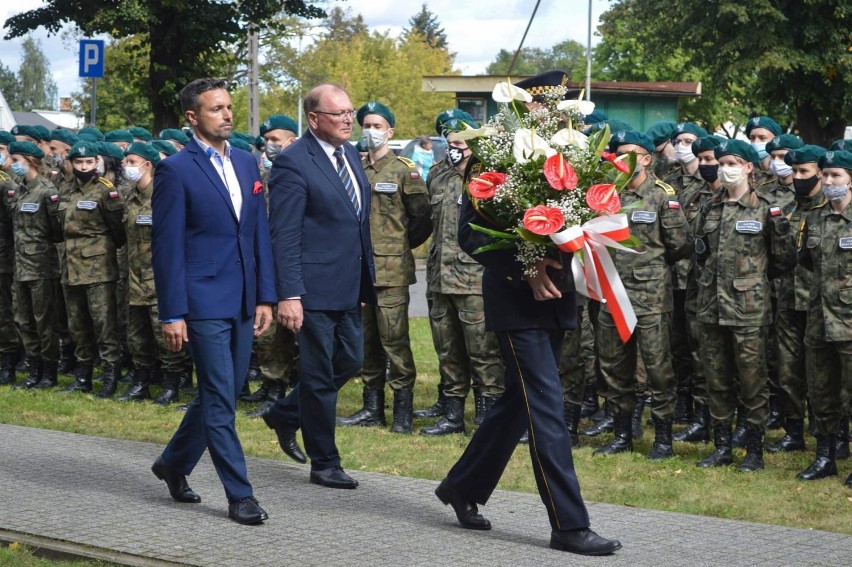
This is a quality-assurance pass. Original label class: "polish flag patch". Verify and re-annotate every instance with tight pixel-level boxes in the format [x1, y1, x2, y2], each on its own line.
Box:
[108, 190, 119, 199]
[667, 200, 681, 209]
[50, 194, 59, 202]
[769, 206, 782, 217]
[410, 171, 420, 180]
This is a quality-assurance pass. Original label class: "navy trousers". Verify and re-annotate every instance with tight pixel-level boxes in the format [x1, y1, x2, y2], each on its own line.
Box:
[445, 328, 590, 532]
[264, 307, 363, 471]
[160, 315, 254, 502]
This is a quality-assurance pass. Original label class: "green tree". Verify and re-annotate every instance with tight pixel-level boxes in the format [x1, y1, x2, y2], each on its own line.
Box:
[402, 4, 448, 50]
[486, 39, 588, 80]
[15, 37, 57, 111]
[0, 62, 18, 109]
[3, 1, 324, 131]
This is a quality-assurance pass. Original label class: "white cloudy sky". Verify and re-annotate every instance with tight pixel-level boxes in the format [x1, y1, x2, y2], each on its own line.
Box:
[0, 0, 609, 100]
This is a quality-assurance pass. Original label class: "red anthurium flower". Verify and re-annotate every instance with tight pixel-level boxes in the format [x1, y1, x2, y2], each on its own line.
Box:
[543, 153, 578, 190]
[601, 151, 630, 174]
[468, 171, 507, 199]
[522, 205, 565, 235]
[585, 183, 621, 214]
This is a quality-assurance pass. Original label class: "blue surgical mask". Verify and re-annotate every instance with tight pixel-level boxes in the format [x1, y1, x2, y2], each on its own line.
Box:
[0, 152, 7, 167]
[10, 162, 28, 177]
[360, 128, 387, 150]
[261, 156, 273, 170]
[824, 183, 849, 202]
[751, 141, 768, 161]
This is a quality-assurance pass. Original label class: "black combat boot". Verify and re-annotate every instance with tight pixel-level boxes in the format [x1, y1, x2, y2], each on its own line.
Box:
[737, 426, 765, 472]
[420, 397, 465, 435]
[731, 405, 748, 448]
[390, 389, 414, 433]
[580, 382, 600, 418]
[766, 418, 806, 453]
[57, 342, 76, 375]
[15, 354, 33, 373]
[835, 420, 850, 460]
[242, 379, 276, 403]
[581, 401, 615, 437]
[414, 382, 446, 419]
[246, 351, 261, 381]
[797, 435, 837, 480]
[34, 360, 59, 390]
[473, 393, 486, 425]
[765, 394, 783, 430]
[0, 354, 16, 385]
[478, 396, 498, 425]
[631, 397, 645, 440]
[338, 388, 386, 427]
[674, 387, 693, 424]
[697, 424, 733, 468]
[564, 402, 581, 447]
[593, 415, 633, 455]
[96, 364, 120, 398]
[648, 419, 674, 460]
[12, 358, 42, 390]
[117, 368, 151, 401]
[178, 371, 196, 397]
[154, 372, 181, 405]
[673, 403, 710, 443]
[62, 364, 93, 393]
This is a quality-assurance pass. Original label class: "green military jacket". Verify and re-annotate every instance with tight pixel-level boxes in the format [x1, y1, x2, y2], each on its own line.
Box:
[758, 180, 796, 215]
[653, 158, 681, 183]
[694, 187, 795, 327]
[362, 151, 431, 287]
[0, 170, 16, 275]
[683, 183, 718, 314]
[426, 160, 484, 295]
[57, 176, 126, 285]
[606, 175, 693, 316]
[123, 180, 156, 305]
[799, 199, 852, 342]
[666, 166, 707, 290]
[776, 191, 826, 312]
[12, 174, 61, 281]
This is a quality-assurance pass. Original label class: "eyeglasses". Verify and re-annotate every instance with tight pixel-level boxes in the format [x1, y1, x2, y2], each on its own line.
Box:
[672, 138, 697, 146]
[313, 109, 356, 120]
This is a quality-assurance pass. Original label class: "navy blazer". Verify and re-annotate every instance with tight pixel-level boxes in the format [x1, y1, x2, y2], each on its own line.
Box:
[151, 138, 276, 321]
[267, 130, 376, 310]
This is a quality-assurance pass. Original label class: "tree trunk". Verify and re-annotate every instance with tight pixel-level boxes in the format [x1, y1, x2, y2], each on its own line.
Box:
[796, 102, 846, 149]
[147, 4, 185, 131]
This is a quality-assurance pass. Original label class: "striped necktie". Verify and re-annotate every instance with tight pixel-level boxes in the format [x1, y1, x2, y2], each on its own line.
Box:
[333, 146, 360, 216]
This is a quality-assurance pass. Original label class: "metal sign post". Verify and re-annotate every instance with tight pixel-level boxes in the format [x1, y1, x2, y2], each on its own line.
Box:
[79, 39, 105, 126]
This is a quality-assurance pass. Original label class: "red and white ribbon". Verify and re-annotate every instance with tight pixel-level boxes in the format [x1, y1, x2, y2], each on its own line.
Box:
[550, 214, 638, 343]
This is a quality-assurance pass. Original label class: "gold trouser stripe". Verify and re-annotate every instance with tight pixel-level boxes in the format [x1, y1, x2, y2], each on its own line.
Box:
[507, 333, 560, 531]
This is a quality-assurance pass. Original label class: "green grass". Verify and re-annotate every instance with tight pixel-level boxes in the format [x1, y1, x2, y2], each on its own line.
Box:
[1, 317, 850, 535]
[0, 543, 113, 566]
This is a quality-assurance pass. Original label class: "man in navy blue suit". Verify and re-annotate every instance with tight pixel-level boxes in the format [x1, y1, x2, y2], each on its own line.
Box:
[260, 83, 376, 489]
[150, 78, 277, 525]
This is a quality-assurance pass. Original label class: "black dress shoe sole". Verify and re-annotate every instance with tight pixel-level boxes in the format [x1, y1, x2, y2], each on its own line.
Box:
[309, 475, 358, 489]
[151, 463, 201, 503]
[229, 512, 268, 525]
[550, 538, 622, 556]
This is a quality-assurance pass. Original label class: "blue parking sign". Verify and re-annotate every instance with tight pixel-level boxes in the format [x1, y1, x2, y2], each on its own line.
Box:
[79, 40, 105, 78]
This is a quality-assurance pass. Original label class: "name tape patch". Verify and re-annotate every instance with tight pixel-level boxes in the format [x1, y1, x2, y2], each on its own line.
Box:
[631, 211, 657, 224]
[736, 220, 762, 234]
[839, 237, 852, 250]
[135, 215, 152, 225]
[374, 183, 398, 194]
[76, 200, 97, 210]
[19, 203, 39, 213]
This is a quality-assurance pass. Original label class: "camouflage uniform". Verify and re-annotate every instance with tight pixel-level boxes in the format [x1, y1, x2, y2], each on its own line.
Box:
[0, 171, 19, 364]
[52, 171, 77, 359]
[360, 152, 431, 392]
[559, 297, 595, 406]
[115, 177, 135, 364]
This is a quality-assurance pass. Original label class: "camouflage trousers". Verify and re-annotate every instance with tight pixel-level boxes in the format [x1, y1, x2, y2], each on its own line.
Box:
[776, 309, 808, 421]
[127, 304, 192, 373]
[804, 338, 852, 439]
[0, 272, 19, 355]
[701, 324, 769, 429]
[115, 245, 129, 350]
[559, 302, 593, 406]
[255, 308, 297, 385]
[65, 282, 120, 365]
[13, 278, 61, 363]
[598, 310, 676, 422]
[362, 286, 417, 392]
[428, 292, 504, 399]
[685, 311, 708, 405]
[671, 289, 694, 392]
[55, 242, 70, 341]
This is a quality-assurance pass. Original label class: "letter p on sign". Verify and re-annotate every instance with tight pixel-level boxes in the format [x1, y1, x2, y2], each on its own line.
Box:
[79, 40, 105, 78]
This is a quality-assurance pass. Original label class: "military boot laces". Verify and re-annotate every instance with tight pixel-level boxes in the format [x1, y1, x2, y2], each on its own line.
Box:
[564, 402, 581, 448]
[96, 364, 120, 398]
[737, 426, 765, 472]
[648, 419, 674, 460]
[154, 372, 181, 405]
[631, 398, 645, 440]
[390, 390, 414, 433]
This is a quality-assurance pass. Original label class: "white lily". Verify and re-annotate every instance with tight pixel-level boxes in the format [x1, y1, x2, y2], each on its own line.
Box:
[557, 98, 596, 117]
[513, 128, 557, 163]
[447, 125, 498, 142]
[492, 81, 533, 103]
[550, 127, 589, 150]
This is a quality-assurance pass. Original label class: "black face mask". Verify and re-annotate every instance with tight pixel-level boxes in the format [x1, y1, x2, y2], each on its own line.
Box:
[447, 146, 467, 166]
[793, 175, 819, 197]
[73, 168, 99, 184]
[698, 164, 719, 183]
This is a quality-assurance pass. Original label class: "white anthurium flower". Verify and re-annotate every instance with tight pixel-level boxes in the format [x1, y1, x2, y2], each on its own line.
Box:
[446, 125, 498, 142]
[492, 81, 533, 103]
[550, 127, 590, 149]
[557, 98, 596, 116]
[513, 128, 557, 163]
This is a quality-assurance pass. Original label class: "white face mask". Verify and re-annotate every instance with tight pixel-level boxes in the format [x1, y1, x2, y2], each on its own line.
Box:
[674, 142, 696, 165]
[124, 165, 144, 182]
[824, 183, 849, 202]
[360, 128, 387, 150]
[718, 165, 747, 189]
[770, 158, 792, 179]
[0, 152, 7, 167]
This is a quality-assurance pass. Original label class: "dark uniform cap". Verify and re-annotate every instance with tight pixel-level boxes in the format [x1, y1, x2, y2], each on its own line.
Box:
[151, 140, 178, 156]
[259, 115, 298, 136]
[105, 129, 134, 144]
[33, 125, 51, 141]
[784, 145, 826, 166]
[355, 139, 368, 153]
[584, 109, 609, 124]
[158, 128, 190, 145]
[817, 149, 852, 170]
[671, 122, 709, 140]
[435, 109, 473, 136]
[11, 124, 43, 141]
[829, 139, 850, 151]
[229, 137, 253, 152]
[442, 117, 480, 136]
[253, 136, 264, 151]
[50, 128, 79, 146]
[77, 127, 104, 141]
[608, 130, 655, 154]
[230, 131, 256, 146]
[8, 141, 45, 159]
[645, 120, 678, 146]
[68, 140, 101, 160]
[767, 133, 803, 153]
[357, 102, 395, 128]
[714, 138, 760, 165]
[0, 130, 14, 145]
[125, 141, 161, 165]
[513, 70, 569, 99]
[745, 116, 782, 137]
[129, 126, 153, 141]
[585, 118, 634, 136]
[691, 135, 725, 156]
[98, 142, 126, 160]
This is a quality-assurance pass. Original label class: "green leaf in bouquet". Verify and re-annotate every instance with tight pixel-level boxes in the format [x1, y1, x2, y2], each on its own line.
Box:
[614, 234, 644, 250]
[515, 227, 551, 244]
[613, 151, 637, 189]
[618, 199, 644, 212]
[472, 239, 518, 254]
[469, 223, 519, 240]
[588, 123, 611, 156]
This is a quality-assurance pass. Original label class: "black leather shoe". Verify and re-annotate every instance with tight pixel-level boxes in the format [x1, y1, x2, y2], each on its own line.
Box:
[550, 528, 622, 556]
[434, 478, 491, 530]
[228, 496, 268, 525]
[151, 457, 201, 503]
[260, 411, 307, 464]
[310, 467, 358, 489]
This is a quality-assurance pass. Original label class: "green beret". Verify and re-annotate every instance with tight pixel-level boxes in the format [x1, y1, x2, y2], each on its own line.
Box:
[10, 125, 42, 141]
[829, 139, 850, 152]
[8, 141, 45, 159]
[745, 116, 782, 137]
[230, 131, 255, 146]
[105, 129, 134, 144]
[608, 130, 655, 154]
[151, 140, 178, 156]
[129, 126, 153, 141]
[357, 101, 395, 128]
[68, 141, 100, 160]
[50, 129, 78, 147]
[818, 149, 852, 171]
[584, 110, 608, 124]
[767, 133, 803, 154]
[125, 141, 161, 165]
[32, 125, 50, 141]
[254, 136, 264, 151]
[98, 142, 126, 160]
[260, 115, 298, 136]
[783, 145, 826, 166]
[77, 127, 104, 141]
[585, 118, 634, 136]
[671, 122, 708, 140]
[0, 130, 14, 145]
[691, 135, 725, 156]
[355, 139, 368, 153]
[645, 120, 678, 146]
[714, 138, 760, 165]
[442, 117, 479, 136]
[229, 137, 253, 152]
[435, 109, 472, 136]
[158, 128, 190, 145]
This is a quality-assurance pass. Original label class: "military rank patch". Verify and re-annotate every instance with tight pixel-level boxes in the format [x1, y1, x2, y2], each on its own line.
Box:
[667, 200, 681, 209]
[136, 215, 152, 225]
[735, 220, 762, 234]
[631, 211, 657, 224]
[839, 237, 852, 249]
[76, 200, 97, 210]
[50, 194, 59, 202]
[19, 203, 39, 213]
[108, 190, 119, 199]
[374, 183, 398, 193]
[769, 206, 782, 217]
